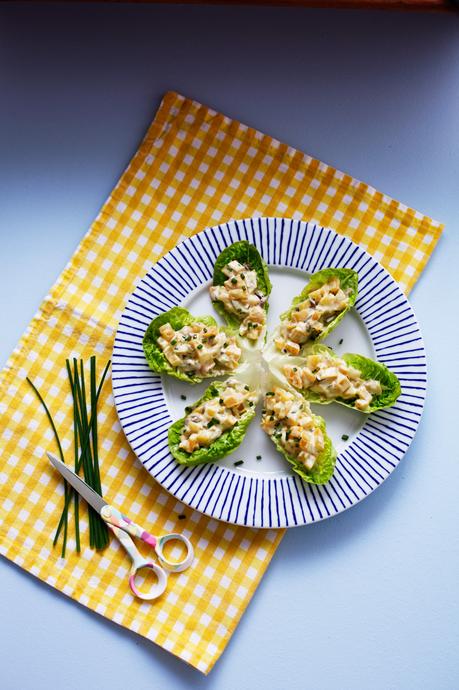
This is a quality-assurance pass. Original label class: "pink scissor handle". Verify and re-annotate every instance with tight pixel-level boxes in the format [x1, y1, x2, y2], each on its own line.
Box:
[128, 562, 168, 601]
[105, 519, 167, 601]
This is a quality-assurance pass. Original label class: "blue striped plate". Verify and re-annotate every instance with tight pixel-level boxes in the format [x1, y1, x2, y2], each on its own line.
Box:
[112, 218, 426, 528]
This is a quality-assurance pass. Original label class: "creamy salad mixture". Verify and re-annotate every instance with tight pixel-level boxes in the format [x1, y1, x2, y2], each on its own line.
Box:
[179, 378, 257, 453]
[261, 387, 324, 470]
[275, 276, 350, 355]
[283, 352, 382, 411]
[158, 322, 241, 377]
[209, 260, 266, 340]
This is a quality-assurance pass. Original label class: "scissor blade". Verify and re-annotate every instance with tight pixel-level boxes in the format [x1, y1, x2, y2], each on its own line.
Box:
[47, 452, 107, 514]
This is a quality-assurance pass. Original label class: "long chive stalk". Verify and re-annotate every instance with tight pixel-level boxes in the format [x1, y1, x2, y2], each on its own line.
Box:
[90, 356, 109, 550]
[26, 377, 69, 557]
[73, 395, 80, 553]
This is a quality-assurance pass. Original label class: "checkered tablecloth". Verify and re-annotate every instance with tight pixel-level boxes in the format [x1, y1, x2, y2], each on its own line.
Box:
[0, 92, 443, 673]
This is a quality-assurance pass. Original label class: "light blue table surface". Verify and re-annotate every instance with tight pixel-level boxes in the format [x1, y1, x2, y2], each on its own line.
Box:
[1, 3, 458, 689]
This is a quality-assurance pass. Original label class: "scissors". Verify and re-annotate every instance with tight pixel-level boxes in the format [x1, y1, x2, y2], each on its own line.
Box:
[47, 452, 194, 601]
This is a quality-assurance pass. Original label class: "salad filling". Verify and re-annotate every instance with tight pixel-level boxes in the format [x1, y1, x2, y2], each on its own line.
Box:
[284, 352, 382, 411]
[261, 387, 325, 471]
[209, 259, 267, 340]
[275, 276, 351, 355]
[179, 378, 257, 453]
[157, 321, 241, 377]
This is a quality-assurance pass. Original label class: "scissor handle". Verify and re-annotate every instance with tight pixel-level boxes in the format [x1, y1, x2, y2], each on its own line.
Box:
[107, 521, 167, 601]
[155, 533, 194, 573]
[128, 561, 167, 601]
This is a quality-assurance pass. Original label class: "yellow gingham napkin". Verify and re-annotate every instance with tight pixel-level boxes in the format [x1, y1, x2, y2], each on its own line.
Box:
[0, 92, 442, 674]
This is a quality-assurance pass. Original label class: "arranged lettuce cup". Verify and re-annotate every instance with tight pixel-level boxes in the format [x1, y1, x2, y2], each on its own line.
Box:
[168, 378, 257, 465]
[210, 240, 271, 344]
[273, 268, 358, 356]
[282, 344, 401, 412]
[143, 307, 242, 384]
[261, 386, 336, 484]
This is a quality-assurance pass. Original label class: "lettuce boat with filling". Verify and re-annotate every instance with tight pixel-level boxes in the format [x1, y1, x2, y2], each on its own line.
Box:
[261, 386, 336, 484]
[143, 306, 242, 384]
[168, 377, 257, 465]
[272, 268, 358, 356]
[282, 344, 401, 412]
[210, 240, 271, 344]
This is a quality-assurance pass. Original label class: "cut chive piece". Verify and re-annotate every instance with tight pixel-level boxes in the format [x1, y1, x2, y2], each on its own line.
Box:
[234, 460, 244, 466]
[180, 395, 187, 401]
[341, 434, 349, 441]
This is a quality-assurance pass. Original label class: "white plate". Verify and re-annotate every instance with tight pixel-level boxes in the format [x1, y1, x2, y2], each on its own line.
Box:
[112, 218, 426, 528]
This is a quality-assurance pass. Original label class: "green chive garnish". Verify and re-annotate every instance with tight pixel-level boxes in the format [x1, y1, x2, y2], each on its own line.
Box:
[181, 395, 187, 401]
[341, 434, 349, 441]
[234, 460, 244, 467]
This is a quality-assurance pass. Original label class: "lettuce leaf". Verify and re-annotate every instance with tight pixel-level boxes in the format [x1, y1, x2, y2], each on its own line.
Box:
[266, 398, 336, 485]
[296, 344, 401, 412]
[211, 240, 272, 331]
[280, 267, 358, 343]
[143, 307, 226, 384]
[168, 382, 256, 465]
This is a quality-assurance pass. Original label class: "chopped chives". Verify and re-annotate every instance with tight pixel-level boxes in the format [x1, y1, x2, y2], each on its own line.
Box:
[234, 460, 244, 467]
[341, 434, 349, 441]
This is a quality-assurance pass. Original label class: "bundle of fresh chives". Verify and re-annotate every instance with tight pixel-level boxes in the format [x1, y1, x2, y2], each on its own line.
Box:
[27, 357, 110, 557]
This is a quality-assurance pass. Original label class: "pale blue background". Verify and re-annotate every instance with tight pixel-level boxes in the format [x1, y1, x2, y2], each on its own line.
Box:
[1, 3, 458, 689]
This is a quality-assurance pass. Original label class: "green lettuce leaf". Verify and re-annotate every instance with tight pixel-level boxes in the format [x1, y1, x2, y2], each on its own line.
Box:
[296, 344, 401, 412]
[280, 267, 358, 343]
[267, 399, 336, 485]
[212, 240, 272, 330]
[143, 307, 225, 384]
[168, 382, 256, 465]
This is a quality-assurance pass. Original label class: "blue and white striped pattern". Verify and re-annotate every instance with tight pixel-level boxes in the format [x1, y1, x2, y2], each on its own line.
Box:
[112, 218, 426, 528]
